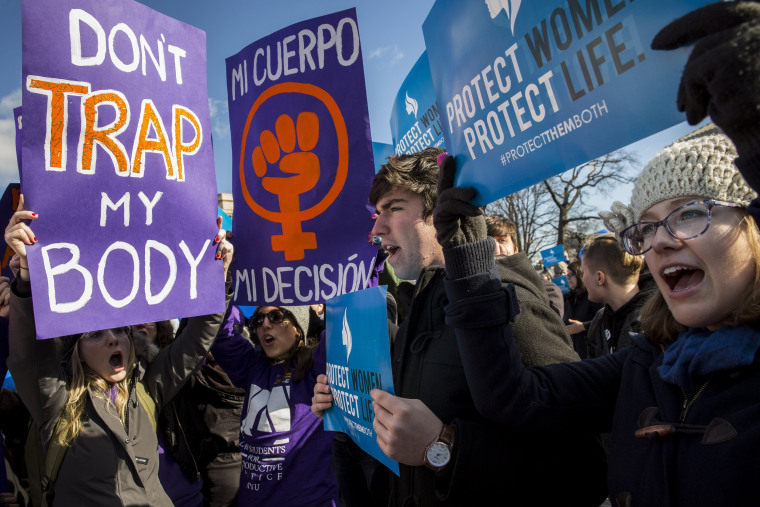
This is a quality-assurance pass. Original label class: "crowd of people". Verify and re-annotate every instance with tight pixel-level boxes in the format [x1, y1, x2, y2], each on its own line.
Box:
[0, 1, 759, 506]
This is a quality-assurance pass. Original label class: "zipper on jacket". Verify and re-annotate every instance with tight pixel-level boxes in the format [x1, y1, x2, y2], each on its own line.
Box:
[174, 400, 201, 480]
[679, 380, 710, 423]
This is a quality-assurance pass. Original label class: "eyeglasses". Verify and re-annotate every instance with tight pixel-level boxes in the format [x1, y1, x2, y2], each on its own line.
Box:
[252, 309, 290, 328]
[81, 326, 131, 342]
[620, 200, 743, 255]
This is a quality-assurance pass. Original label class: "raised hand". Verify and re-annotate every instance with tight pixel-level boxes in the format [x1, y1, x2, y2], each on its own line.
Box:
[652, 1, 760, 157]
[4, 195, 38, 281]
[433, 154, 486, 249]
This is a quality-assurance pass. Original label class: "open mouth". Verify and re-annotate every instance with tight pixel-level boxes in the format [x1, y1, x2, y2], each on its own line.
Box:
[662, 265, 704, 292]
[109, 351, 125, 371]
[262, 335, 276, 346]
[383, 245, 399, 257]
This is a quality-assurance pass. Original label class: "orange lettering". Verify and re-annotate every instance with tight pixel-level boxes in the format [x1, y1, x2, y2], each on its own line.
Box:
[80, 91, 130, 175]
[131, 100, 173, 178]
[26, 76, 90, 171]
[172, 105, 202, 182]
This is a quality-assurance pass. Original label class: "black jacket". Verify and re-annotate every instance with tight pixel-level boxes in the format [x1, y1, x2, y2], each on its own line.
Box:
[444, 241, 760, 506]
[389, 243, 606, 506]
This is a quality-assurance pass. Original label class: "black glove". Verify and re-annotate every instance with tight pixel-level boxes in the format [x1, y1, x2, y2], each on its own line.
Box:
[433, 154, 486, 248]
[651, 1, 760, 157]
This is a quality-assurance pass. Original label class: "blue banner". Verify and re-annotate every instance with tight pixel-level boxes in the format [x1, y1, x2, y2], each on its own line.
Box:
[323, 285, 399, 475]
[552, 275, 570, 295]
[541, 244, 567, 267]
[423, 0, 710, 205]
[372, 142, 394, 173]
[389, 51, 445, 156]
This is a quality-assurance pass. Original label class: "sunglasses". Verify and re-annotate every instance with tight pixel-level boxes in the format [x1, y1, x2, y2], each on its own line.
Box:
[252, 309, 290, 328]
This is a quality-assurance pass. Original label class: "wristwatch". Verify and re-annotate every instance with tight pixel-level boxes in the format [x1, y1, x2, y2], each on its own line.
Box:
[424, 424, 454, 471]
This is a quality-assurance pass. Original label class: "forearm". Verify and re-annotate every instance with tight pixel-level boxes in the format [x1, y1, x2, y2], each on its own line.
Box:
[7, 278, 67, 434]
[148, 282, 233, 406]
[211, 305, 257, 388]
[443, 251, 620, 430]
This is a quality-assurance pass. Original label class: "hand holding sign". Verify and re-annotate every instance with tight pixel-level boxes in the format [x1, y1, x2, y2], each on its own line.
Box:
[652, 1, 760, 158]
[4, 195, 38, 281]
[311, 373, 333, 419]
[371, 389, 443, 466]
[433, 154, 486, 249]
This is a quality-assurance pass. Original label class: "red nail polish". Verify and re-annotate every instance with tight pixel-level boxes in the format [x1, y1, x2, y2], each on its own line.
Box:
[31, 213, 37, 217]
[216, 252, 221, 259]
[33, 237, 37, 242]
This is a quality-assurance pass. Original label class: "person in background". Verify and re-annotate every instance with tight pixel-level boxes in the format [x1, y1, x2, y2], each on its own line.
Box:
[212, 304, 339, 506]
[581, 234, 645, 358]
[486, 214, 565, 316]
[563, 260, 604, 359]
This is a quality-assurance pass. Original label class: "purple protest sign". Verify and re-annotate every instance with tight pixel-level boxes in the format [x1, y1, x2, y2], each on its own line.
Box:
[21, 0, 224, 339]
[227, 9, 378, 306]
[13, 107, 21, 176]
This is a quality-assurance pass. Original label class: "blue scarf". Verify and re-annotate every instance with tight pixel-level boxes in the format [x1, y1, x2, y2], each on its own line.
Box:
[658, 326, 760, 393]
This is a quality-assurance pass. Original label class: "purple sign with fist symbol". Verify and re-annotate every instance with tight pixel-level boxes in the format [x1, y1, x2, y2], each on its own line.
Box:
[226, 8, 378, 306]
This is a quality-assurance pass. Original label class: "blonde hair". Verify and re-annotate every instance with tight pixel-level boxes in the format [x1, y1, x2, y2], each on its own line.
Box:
[582, 234, 643, 285]
[58, 339, 136, 447]
[641, 215, 760, 344]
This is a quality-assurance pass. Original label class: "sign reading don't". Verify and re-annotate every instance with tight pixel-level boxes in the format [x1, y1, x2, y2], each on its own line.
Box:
[21, 0, 223, 338]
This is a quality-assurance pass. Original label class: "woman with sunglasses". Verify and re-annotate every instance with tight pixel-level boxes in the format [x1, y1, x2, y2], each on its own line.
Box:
[438, 127, 760, 506]
[210, 304, 339, 506]
[4, 198, 234, 507]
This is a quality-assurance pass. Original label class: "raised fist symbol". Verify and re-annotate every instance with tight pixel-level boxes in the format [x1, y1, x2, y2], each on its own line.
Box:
[252, 112, 321, 260]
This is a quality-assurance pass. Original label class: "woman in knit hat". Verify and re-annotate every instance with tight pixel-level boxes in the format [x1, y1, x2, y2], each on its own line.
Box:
[210, 303, 339, 506]
[430, 126, 760, 507]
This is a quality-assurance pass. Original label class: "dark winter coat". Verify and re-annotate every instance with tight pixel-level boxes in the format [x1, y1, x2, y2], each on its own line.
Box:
[445, 246, 760, 506]
[563, 289, 603, 358]
[389, 244, 606, 507]
[587, 290, 648, 358]
[8, 277, 230, 506]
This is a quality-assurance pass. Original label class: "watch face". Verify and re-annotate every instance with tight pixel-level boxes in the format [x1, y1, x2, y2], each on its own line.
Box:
[426, 442, 451, 468]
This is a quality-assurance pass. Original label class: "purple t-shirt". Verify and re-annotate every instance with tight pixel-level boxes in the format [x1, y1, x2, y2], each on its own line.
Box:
[212, 307, 338, 506]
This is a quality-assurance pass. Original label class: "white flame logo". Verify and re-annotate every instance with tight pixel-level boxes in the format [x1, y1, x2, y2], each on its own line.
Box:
[342, 309, 352, 361]
[485, 0, 521, 36]
[405, 91, 418, 118]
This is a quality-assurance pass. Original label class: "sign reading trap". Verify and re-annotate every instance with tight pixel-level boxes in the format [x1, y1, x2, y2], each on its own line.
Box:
[323, 286, 399, 475]
[21, 0, 223, 338]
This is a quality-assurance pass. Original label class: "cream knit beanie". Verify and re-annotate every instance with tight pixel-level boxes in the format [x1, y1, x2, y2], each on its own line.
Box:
[601, 127, 757, 233]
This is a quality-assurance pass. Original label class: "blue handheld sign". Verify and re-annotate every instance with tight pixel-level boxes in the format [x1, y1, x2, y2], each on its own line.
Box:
[324, 286, 399, 475]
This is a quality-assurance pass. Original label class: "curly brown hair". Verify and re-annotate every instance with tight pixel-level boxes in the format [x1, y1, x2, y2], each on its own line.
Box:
[369, 148, 445, 220]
